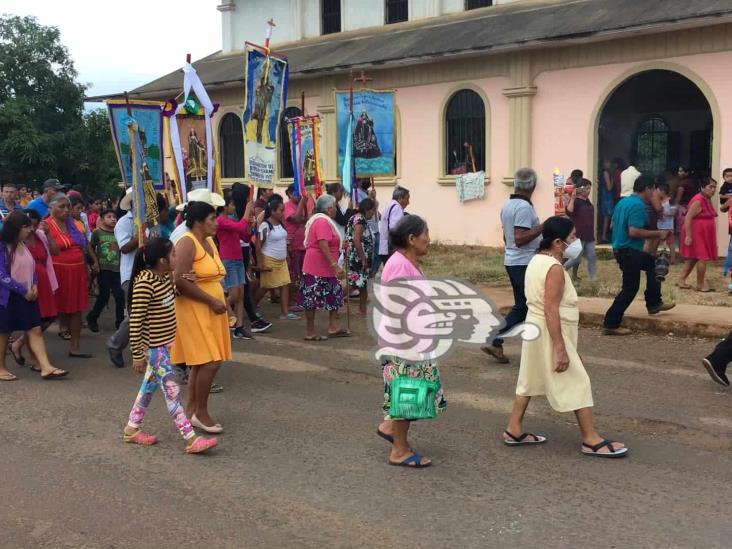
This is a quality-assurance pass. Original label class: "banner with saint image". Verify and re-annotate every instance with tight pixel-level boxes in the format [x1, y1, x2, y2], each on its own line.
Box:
[242, 45, 289, 188]
[287, 116, 323, 198]
[107, 100, 165, 190]
[335, 90, 396, 178]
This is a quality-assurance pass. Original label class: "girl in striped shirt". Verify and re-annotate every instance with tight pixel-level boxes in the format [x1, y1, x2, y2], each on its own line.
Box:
[122, 237, 218, 454]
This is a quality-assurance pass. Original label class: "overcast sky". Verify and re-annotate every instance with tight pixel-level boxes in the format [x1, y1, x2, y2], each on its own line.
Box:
[2, 0, 221, 103]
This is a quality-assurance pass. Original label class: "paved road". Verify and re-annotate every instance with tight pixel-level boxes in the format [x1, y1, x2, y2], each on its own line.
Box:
[1, 304, 730, 548]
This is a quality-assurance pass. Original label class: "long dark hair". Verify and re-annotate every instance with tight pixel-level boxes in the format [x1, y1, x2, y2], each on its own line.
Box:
[231, 182, 250, 219]
[127, 237, 173, 308]
[0, 211, 32, 261]
[264, 194, 284, 222]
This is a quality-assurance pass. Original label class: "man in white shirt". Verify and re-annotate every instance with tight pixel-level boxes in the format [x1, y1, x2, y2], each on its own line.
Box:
[377, 185, 410, 266]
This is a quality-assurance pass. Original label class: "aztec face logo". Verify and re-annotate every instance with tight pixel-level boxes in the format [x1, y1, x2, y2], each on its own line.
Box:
[369, 277, 540, 362]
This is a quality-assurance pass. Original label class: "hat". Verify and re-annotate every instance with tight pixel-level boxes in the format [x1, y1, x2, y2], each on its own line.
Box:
[175, 188, 225, 211]
[42, 178, 60, 191]
[620, 166, 641, 198]
[119, 188, 133, 211]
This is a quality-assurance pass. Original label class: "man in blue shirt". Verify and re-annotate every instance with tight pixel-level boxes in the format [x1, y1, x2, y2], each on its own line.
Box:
[27, 179, 59, 218]
[483, 168, 543, 363]
[0, 183, 21, 228]
[603, 176, 675, 335]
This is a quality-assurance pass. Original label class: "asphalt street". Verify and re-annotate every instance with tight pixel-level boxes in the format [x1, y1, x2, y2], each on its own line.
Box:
[1, 303, 730, 548]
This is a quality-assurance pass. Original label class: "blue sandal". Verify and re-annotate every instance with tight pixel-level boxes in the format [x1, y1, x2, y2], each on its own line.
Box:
[389, 453, 431, 468]
[582, 439, 629, 458]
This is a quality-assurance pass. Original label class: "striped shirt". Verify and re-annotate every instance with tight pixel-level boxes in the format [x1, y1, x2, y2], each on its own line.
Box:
[129, 269, 177, 361]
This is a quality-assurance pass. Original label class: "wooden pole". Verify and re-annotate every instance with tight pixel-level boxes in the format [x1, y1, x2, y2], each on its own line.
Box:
[301, 91, 305, 115]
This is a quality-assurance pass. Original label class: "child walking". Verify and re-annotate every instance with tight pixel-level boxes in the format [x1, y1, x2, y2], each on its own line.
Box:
[86, 209, 125, 332]
[656, 183, 678, 264]
[122, 237, 218, 454]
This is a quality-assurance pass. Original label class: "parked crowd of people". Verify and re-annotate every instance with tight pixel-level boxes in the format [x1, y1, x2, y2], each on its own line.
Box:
[1, 167, 729, 464]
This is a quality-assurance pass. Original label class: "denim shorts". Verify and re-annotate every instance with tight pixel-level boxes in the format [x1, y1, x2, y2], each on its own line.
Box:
[222, 259, 245, 289]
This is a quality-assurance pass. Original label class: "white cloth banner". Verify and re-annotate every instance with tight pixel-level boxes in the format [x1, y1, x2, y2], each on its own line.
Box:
[456, 171, 486, 202]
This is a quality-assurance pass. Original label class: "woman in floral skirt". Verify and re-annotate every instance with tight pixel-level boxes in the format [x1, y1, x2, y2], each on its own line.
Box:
[345, 198, 376, 316]
[299, 194, 349, 340]
[375, 214, 445, 468]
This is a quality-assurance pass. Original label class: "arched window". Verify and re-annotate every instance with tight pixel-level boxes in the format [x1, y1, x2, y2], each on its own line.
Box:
[636, 116, 669, 177]
[445, 89, 486, 175]
[219, 113, 244, 178]
[279, 106, 302, 179]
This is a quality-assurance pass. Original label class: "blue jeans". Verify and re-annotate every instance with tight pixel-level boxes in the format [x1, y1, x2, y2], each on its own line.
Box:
[563, 240, 598, 279]
[371, 233, 381, 274]
[492, 264, 528, 348]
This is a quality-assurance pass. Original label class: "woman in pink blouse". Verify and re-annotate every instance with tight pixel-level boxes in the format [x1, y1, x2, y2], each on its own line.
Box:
[299, 194, 348, 341]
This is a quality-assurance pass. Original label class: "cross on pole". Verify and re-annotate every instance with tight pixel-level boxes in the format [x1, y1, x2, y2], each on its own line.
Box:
[353, 70, 372, 90]
[265, 19, 276, 49]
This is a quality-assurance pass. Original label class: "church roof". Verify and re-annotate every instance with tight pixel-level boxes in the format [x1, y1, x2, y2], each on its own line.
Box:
[87, 0, 732, 101]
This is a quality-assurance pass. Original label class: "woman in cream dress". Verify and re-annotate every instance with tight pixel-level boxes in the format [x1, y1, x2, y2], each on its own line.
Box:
[502, 216, 628, 458]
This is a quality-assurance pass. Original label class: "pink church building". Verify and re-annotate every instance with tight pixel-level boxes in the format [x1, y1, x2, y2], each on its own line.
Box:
[100, 0, 732, 254]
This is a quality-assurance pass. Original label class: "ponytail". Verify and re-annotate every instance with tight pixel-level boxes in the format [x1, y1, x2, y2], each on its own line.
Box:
[127, 237, 174, 308]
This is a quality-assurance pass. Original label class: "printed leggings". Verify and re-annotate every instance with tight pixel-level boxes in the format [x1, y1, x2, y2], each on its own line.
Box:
[127, 345, 194, 440]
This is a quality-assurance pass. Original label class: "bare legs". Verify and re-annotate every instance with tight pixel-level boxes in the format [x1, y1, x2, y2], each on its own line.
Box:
[0, 333, 13, 379]
[227, 286, 244, 328]
[358, 287, 368, 315]
[378, 419, 431, 466]
[68, 312, 83, 354]
[503, 396, 625, 454]
[185, 361, 221, 427]
[304, 309, 342, 338]
[279, 285, 290, 317]
[679, 258, 710, 290]
[26, 327, 64, 376]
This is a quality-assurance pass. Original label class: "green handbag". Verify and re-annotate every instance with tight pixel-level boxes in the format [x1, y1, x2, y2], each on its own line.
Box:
[390, 376, 439, 420]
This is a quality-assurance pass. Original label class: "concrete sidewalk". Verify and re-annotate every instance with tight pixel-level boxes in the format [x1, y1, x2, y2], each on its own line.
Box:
[481, 286, 732, 339]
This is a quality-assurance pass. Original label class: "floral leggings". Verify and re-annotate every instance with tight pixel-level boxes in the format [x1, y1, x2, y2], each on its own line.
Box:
[127, 345, 194, 441]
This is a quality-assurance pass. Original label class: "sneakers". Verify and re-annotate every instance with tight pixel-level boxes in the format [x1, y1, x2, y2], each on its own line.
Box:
[233, 327, 253, 340]
[481, 345, 510, 364]
[603, 327, 632, 336]
[87, 315, 99, 333]
[702, 358, 730, 386]
[279, 313, 300, 320]
[648, 302, 676, 315]
[251, 319, 272, 333]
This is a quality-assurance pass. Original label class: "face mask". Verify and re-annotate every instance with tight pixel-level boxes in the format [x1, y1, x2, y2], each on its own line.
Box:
[563, 239, 582, 261]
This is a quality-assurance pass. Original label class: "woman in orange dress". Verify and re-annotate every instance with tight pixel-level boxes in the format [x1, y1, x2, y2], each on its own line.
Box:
[46, 193, 98, 357]
[172, 201, 232, 434]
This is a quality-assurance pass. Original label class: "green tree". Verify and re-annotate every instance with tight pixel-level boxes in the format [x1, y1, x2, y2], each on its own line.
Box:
[0, 15, 118, 196]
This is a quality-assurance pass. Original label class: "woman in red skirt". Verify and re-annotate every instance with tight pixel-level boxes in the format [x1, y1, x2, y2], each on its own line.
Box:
[46, 194, 98, 358]
[9, 209, 60, 367]
[679, 178, 719, 292]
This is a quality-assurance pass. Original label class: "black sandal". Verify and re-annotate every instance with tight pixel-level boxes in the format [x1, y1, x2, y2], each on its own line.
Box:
[581, 439, 629, 458]
[503, 430, 547, 446]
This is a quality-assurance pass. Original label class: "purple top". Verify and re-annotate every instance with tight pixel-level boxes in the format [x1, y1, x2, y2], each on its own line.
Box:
[0, 244, 38, 307]
[568, 198, 595, 242]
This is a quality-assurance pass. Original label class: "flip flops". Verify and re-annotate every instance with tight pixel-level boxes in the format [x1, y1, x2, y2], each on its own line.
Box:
[581, 439, 629, 458]
[69, 352, 92, 359]
[696, 287, 716, 293]
[502, 430, 547, 446]
[58, 331, 71, 341]
[41, 369, 68, 380]
[389, 453, 431, 468]
[0, 372, 18, 381]
[327, 329, 352, 338]
[304, 335, 328, 341]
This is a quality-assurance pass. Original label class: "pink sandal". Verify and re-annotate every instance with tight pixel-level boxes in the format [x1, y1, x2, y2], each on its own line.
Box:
[123, 430, 158, 446]
[186, 436, 218, 454]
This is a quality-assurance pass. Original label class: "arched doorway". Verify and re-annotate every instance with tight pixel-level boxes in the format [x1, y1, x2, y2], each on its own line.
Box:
[596, 69, 713, 234]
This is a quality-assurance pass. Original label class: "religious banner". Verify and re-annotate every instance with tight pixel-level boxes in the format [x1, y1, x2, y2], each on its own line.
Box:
[126, 116, 160, 240]
[287, 115, 323, 198]
[242, 45, 289, 188]
[167, 62, 218, 201]
[335, 89, 396, 178]
[107, 100, 164, 190]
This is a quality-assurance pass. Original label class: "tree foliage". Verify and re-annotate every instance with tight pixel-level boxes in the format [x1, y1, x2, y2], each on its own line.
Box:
[0, 15, 119, 196]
